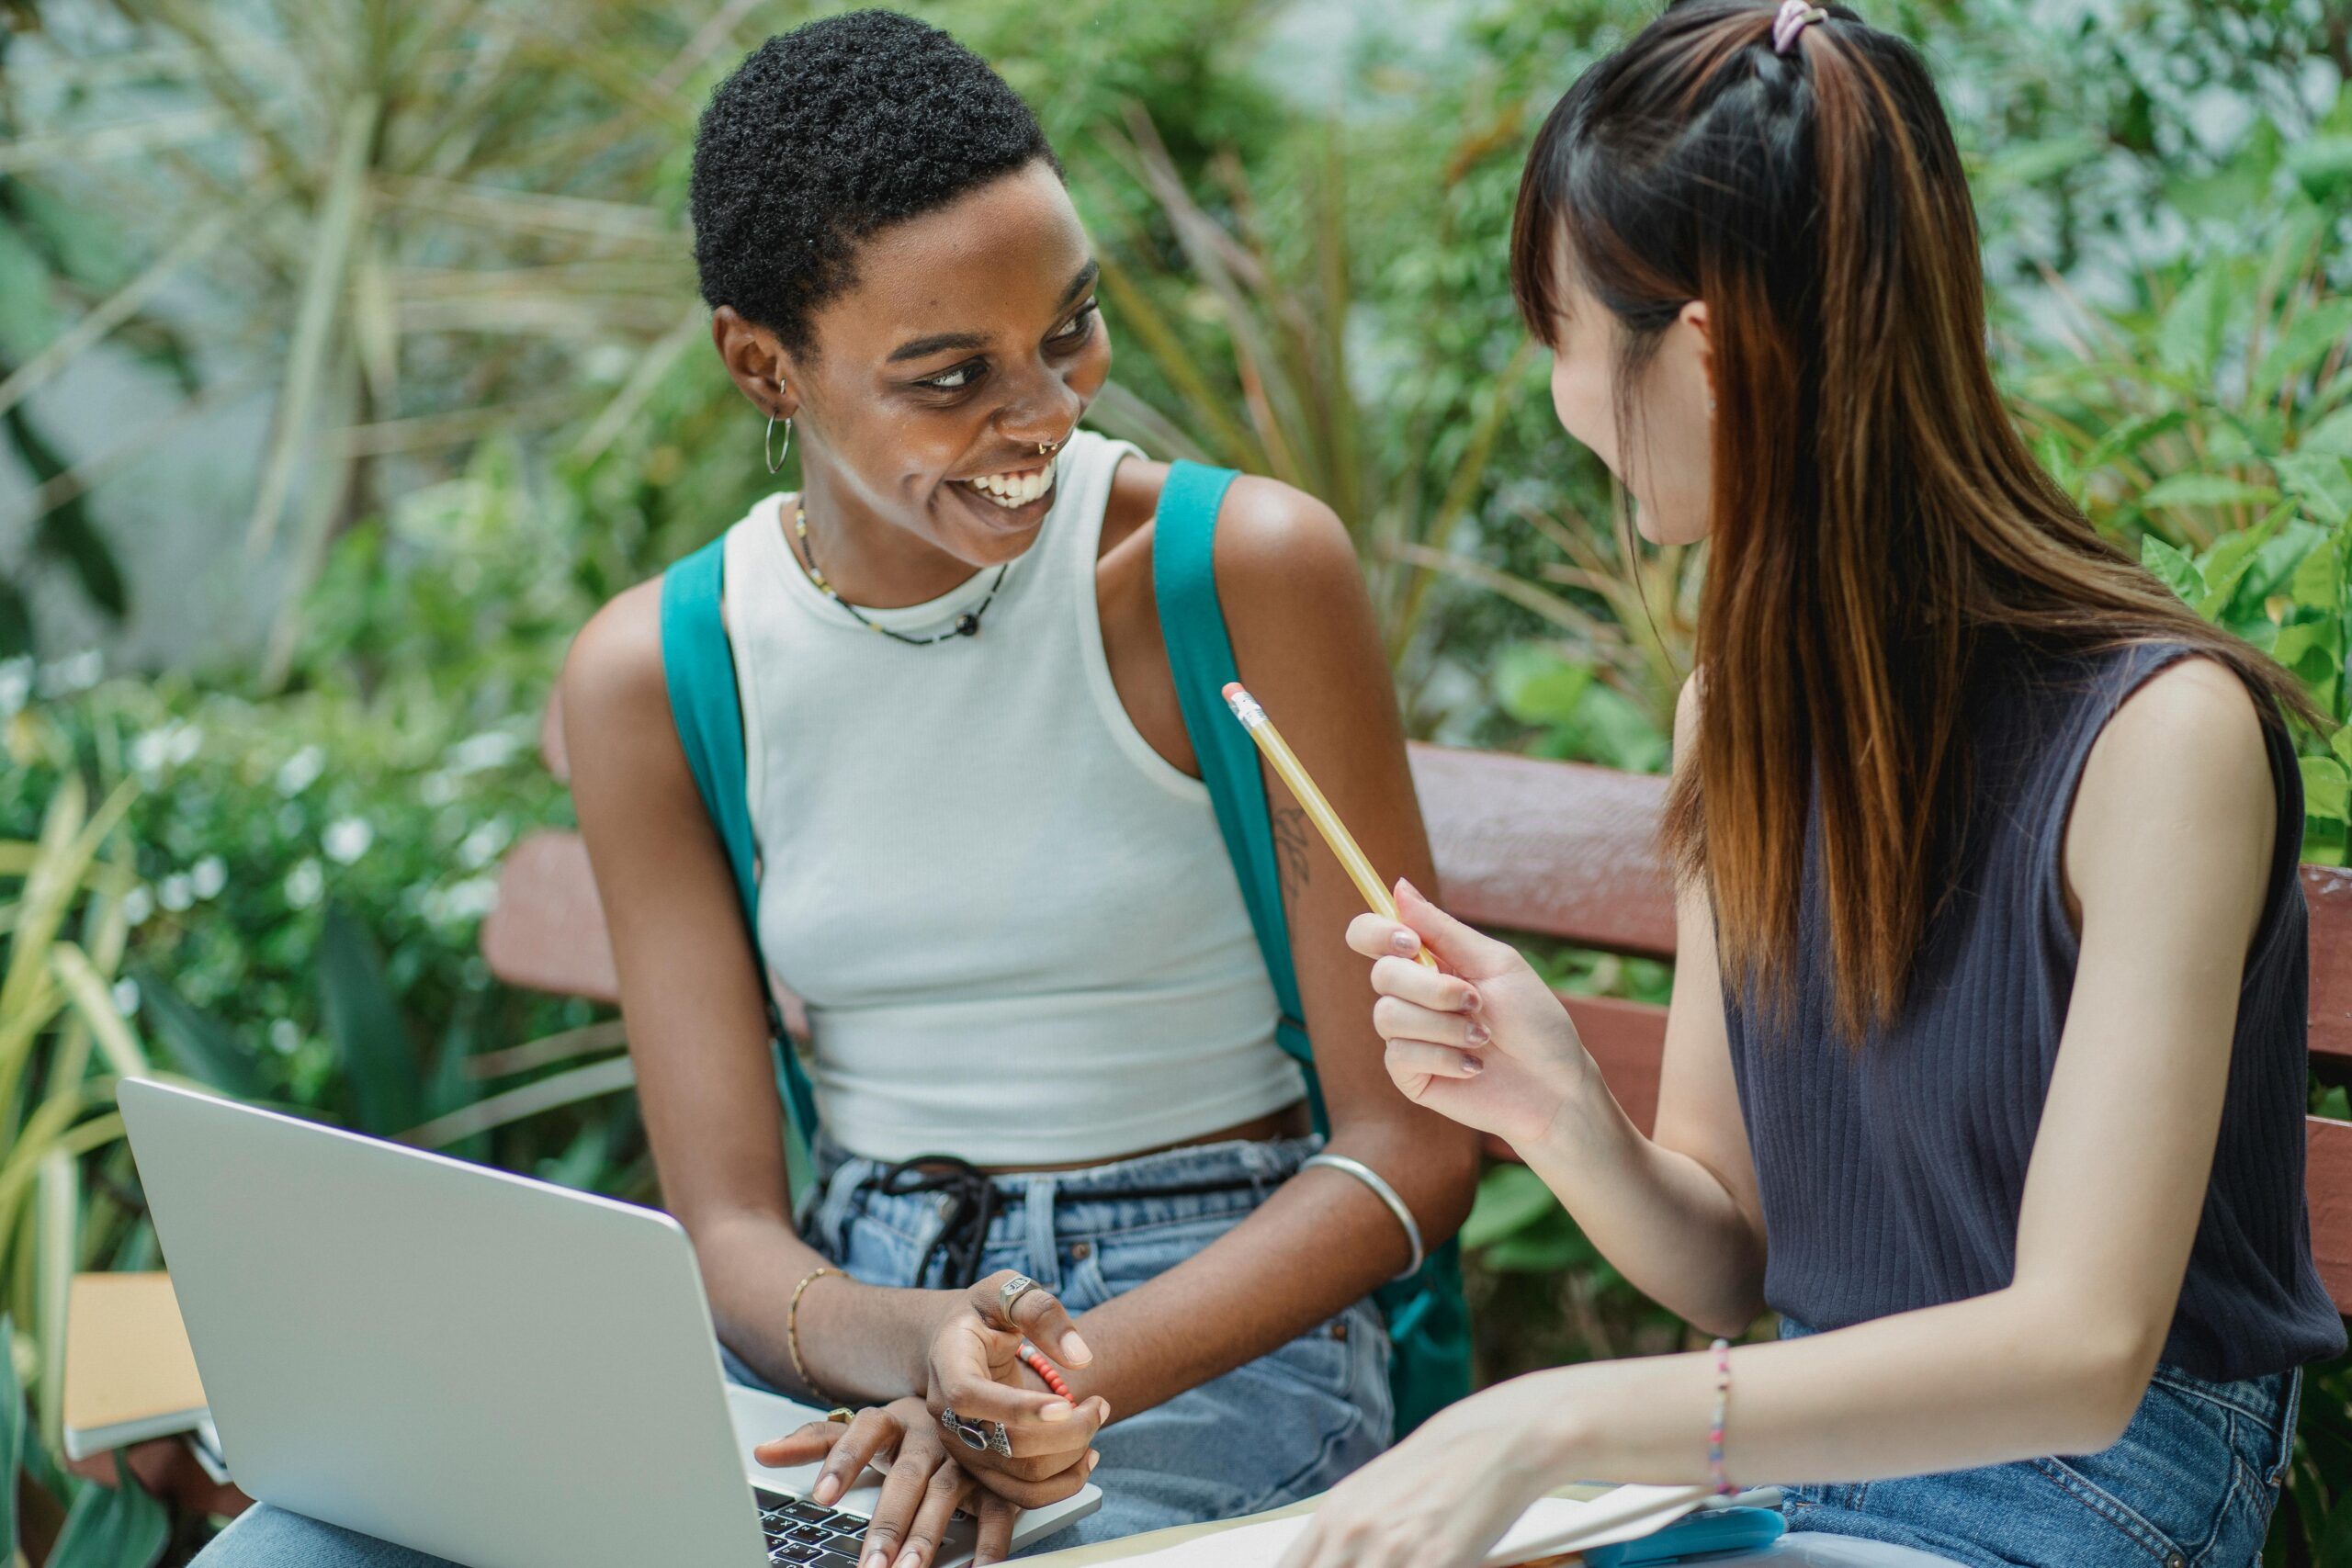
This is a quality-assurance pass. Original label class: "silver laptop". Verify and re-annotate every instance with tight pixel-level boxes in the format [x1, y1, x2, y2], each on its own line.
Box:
[118, 1077, 1100, 1568]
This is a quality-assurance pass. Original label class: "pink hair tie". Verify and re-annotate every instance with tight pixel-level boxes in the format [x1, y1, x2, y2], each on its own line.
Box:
[1773, 0, 1828, 53]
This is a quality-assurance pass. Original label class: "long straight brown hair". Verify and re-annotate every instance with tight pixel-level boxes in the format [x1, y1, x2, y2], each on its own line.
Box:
[1510, 0, 2313, 1041]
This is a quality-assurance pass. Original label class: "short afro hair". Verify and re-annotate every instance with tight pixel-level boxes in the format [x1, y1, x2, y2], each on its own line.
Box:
[689, 10, 1058, 357]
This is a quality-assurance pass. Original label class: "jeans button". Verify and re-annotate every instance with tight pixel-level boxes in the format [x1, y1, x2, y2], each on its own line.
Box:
[1070, 1240, 1091, 1260]
[1330, 1320, 1350, 1342]
[2165, 1554, 2186, 1568]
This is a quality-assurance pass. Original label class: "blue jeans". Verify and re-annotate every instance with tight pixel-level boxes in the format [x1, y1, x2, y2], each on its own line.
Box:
[1776, 1319, 2300, 1567]
[193, 1134, 1390, 1564]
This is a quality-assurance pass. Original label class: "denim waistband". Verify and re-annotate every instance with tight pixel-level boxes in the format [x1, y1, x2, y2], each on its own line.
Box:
[805, 1133, 1323, 1281]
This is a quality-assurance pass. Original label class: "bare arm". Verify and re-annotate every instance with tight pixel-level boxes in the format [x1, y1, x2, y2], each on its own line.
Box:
[1289, 659, 2278, 1568]
[1030, 479, 1483, 1418]
[1346, 675, 1768, 1334]
[561, 582, 964, 1405]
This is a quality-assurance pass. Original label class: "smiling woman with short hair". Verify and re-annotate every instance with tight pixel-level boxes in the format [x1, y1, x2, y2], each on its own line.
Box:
[190, 12, 1477, 1568]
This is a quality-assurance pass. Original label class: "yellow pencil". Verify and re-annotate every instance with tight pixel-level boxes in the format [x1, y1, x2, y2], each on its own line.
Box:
[1222, 682, 1442, 969]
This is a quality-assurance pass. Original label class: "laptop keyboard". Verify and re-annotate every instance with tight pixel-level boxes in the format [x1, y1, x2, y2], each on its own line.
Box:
[753, 1486, 875, 1567]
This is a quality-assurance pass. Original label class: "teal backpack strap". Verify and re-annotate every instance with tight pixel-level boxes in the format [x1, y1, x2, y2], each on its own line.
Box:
[659, 536, 823, 1157]
[1150, 463, 1320, 1111]
[1149, 462, 1471, 1438]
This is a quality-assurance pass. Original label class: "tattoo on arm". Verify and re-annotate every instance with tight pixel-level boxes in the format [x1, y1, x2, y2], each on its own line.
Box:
[1273, 805, 1312, 903]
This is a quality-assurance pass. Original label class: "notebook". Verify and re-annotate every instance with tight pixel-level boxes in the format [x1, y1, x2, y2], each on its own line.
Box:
[1029, 1483, 1709, 1567]
[62, 1271, 210, 1461]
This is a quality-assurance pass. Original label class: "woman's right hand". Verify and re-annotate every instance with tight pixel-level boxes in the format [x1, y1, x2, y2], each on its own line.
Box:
[1346, 879, 1598, 1152]
[922, 1272, 1110, 1496]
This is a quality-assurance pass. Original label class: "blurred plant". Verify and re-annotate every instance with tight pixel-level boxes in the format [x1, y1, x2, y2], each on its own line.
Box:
[0, 0, 785, 680]
[1079, 105, 1530, 674]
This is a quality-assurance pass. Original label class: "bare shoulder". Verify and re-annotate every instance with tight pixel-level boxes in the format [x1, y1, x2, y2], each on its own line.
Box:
[561, 578, 667, 728]
[2083, 655, 2271, 815]
[1212, 475, 1358, 599]
[2070, 653, 2276, 917]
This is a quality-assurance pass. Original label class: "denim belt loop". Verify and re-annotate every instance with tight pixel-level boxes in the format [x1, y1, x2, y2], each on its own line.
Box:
[1023, 1173, 1061, 1292]
[808, 1152, 864, 1261]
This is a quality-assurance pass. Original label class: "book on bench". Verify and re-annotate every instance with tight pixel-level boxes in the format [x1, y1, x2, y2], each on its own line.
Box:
[62, 1271, 212, 1463]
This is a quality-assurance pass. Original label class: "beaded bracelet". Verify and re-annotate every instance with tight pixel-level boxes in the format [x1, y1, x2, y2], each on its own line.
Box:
[1707, 1337, 1736, 1496]
[787, 1265, 844, 1404]
[1018, 1340, 1072, 1400]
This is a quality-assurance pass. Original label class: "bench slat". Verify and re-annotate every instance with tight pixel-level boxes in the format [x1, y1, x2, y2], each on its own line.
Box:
[1408, 742, 1677, 958]
[483, 832, 617, 1003]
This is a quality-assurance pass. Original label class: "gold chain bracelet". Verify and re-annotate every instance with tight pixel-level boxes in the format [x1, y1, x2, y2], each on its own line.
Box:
[786, 1265, 844, 1404]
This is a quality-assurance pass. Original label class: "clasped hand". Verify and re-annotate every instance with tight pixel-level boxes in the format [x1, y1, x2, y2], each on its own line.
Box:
[758, 1271, 1107, 1568]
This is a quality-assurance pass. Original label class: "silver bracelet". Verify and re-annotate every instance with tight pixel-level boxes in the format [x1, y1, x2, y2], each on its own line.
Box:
[1301, 1153, 1426, 1280]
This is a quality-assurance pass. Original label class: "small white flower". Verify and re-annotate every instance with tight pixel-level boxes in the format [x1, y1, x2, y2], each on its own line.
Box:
[112, 976, 140, 1017]
[285, 858, 323, 909]
[322, 818, 374, 865]
[420, 772, 458, 807]
[158, 874, 193, 912]
[121, 885, 154, 925]
[269, 1019, 301, 1055]
[190, 855, 227, 899]
[276, 744, 326, 796]
[169, 724, 203, 765]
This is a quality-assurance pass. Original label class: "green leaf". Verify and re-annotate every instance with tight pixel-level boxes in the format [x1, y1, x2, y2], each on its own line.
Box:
[2290, 529, 2346, 611]
[1461, 1163, 1562, 1250]
[2141, 473, 2280, 511]
[2273, 620, 2340, 679]
[2255, 299, 2352, 400]
[2143, 536, 2206, 604]
[2301, 756, 2350, 822]
[318, 903, 423, 1135]
[2277, 454, 2352, 526]
[2197, 502, 2298, 618]
[2304, 403, 2352, 457]
[2287, 134, 2352, 197]
[2156, 265, 2232, 381]
[2333, 725, 2352, 773]
[47, 1451, 168, 1568]
[1984, 134, 2103, 189]
[1496, 644, 1595, 727]
[130, 963, 268, 1099]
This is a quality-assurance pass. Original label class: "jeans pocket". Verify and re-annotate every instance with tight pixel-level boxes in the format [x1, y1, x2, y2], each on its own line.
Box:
[2032, 1457, 2191, 1565]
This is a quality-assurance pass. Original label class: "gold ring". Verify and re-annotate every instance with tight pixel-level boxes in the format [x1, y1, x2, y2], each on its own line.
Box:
[826, 1407, 854, 1425]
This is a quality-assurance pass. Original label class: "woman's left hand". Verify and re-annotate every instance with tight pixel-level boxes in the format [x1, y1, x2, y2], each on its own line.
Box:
[1275, 1373, 1567, 1568]
[754, 1395, 1026, 1568]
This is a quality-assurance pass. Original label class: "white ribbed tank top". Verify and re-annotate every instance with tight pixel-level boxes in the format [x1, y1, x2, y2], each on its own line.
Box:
[721, 430, 1306, 1165]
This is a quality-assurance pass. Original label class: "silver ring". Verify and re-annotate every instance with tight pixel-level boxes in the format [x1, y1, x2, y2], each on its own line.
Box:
[999, 1273, 1039, 1324]
[939, 1406, 1012, 1459]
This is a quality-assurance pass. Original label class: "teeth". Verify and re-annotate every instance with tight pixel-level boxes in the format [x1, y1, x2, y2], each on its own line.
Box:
[965, 453, 1057, 509]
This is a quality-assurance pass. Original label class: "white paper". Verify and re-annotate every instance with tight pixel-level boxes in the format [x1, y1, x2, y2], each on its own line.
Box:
[1103, 1483, 1709, 1566]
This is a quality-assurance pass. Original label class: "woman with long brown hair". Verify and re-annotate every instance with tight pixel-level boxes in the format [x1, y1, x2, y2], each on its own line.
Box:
[1280, 3, 2343, 1565]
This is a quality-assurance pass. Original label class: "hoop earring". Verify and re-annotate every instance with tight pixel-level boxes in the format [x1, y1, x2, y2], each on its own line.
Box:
[765, 413, 793, 475]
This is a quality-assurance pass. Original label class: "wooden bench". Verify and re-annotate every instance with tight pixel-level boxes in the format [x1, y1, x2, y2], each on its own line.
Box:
[485, 695, 2352, 1313]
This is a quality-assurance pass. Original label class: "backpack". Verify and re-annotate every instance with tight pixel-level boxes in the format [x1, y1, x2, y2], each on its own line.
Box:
[658, 459, 1471, 1438]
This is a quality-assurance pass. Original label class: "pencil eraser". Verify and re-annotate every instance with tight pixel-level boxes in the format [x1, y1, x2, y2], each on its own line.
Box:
[1222, 682, 1244, 701]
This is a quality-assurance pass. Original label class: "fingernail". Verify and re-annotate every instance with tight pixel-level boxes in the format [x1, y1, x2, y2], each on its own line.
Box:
[1396, 877, 1421, 900]
[1465, 1021, 1490, 1046]
[1463, 987, 1484, 1013]
[813, 1473, 841, 1506]
[1087, 1449, 1102, 1473]
[1042, 1400, 1074, 1421]
[1460, 1053, 1487, 1075]
[865, 1552, 889, 1568]
[896, 1551, 924, 1568]
[1390, 930, 1419, 955]
[1060, 1329, 1092, 1364]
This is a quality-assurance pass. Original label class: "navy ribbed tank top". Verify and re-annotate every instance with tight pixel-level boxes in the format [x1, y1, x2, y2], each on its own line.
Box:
[1724, 638, 2346, 1382]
